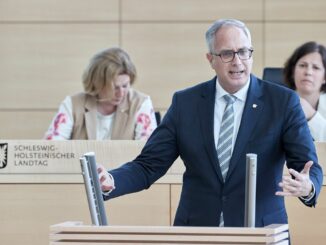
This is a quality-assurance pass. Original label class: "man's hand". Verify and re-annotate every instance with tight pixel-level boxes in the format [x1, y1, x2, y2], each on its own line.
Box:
[276, 161, 313, 197]
[97, 164, 115, 193]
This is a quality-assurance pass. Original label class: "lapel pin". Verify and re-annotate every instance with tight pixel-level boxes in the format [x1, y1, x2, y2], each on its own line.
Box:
[252, 104, 257, 108]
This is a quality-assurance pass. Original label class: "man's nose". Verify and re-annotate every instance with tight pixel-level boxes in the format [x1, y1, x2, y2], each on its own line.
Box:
[231, 53, 242, 64]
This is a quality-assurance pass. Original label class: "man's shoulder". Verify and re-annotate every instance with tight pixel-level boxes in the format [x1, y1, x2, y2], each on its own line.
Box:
[251, 75, 300, 111]
[175, 77, 216, 97]
[253, 75, 295, 96]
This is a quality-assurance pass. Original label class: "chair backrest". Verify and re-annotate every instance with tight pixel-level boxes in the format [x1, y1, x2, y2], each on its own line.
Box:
[262, 67, 287, 87]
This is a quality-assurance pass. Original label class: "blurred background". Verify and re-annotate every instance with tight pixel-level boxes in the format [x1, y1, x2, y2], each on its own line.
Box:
[1, 0, 326, 139]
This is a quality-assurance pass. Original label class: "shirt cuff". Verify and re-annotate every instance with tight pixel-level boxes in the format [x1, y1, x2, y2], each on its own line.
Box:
[102, 172, 115, 196]
[300, 182, 315, 202]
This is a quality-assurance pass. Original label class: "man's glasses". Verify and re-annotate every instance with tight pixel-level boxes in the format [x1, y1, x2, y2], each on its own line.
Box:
[211, 48, 254, 63]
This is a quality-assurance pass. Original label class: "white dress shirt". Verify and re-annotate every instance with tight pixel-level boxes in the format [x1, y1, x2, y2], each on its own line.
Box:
[308, 93, 326, 141]
[214, 78, 250, 152]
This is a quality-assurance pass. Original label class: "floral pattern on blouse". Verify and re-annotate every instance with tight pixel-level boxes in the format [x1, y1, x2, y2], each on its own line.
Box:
[45, 95, 157, 140]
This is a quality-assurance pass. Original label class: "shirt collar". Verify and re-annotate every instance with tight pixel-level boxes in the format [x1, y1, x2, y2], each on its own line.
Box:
[215, 76, 250, 102]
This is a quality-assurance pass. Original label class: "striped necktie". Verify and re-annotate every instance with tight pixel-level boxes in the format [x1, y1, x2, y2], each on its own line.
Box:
[217, 94, 236, 227]
[217, 94, 236, 181]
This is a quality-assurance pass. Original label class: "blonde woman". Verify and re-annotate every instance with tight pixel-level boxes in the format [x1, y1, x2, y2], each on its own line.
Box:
[45, 47, 157, 140]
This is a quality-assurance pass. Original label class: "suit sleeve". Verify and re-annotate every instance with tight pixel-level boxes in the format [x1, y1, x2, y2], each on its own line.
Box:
[282, 92, 323, 207]
[106, 93, 180, 199]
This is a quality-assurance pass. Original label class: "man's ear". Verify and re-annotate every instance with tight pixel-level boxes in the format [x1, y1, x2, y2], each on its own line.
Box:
[206, 53, 214, 68]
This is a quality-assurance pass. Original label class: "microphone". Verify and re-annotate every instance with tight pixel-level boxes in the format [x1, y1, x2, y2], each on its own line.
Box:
[244, 153, 257, 227]
[80, 152, 108, 226]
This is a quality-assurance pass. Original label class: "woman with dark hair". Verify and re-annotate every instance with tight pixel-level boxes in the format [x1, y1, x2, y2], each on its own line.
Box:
[284, 41, 326, 141]
[45, 47, 157, 140]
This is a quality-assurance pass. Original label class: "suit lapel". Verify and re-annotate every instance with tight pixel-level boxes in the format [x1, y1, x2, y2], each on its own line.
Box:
[198, 78, 224, 182]
[226, 75, 264, 181]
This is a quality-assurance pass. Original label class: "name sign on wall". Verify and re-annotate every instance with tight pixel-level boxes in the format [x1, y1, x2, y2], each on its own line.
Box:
[0, 140, 184, 183]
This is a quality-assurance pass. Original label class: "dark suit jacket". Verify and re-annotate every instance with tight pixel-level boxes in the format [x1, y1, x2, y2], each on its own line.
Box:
[108, 75, 323, 227]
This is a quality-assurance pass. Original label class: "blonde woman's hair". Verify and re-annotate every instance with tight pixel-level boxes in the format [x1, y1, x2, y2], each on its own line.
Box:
[82, 47, 136, 96]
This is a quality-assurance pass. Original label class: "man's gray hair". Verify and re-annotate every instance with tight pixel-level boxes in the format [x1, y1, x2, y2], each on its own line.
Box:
[205, 19, 252, 53]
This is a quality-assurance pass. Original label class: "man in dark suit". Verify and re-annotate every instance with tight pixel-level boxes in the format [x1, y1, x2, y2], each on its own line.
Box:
[98, 19, 323, 227]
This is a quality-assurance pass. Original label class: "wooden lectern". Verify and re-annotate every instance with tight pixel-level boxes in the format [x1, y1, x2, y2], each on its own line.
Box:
[50, 221, 289, 245]
[1, 140, 324, 245]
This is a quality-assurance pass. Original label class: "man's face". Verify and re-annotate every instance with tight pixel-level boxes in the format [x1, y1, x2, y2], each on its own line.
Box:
[207, 26, 253, 94]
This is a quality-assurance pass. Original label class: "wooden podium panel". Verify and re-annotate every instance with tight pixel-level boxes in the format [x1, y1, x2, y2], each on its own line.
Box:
[0, 184, 171, 245]
[171, 185, 326, 245]
[50, 221, 289, 245]
[0, 140, 175, 245]
[0, 140, 324, 245]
